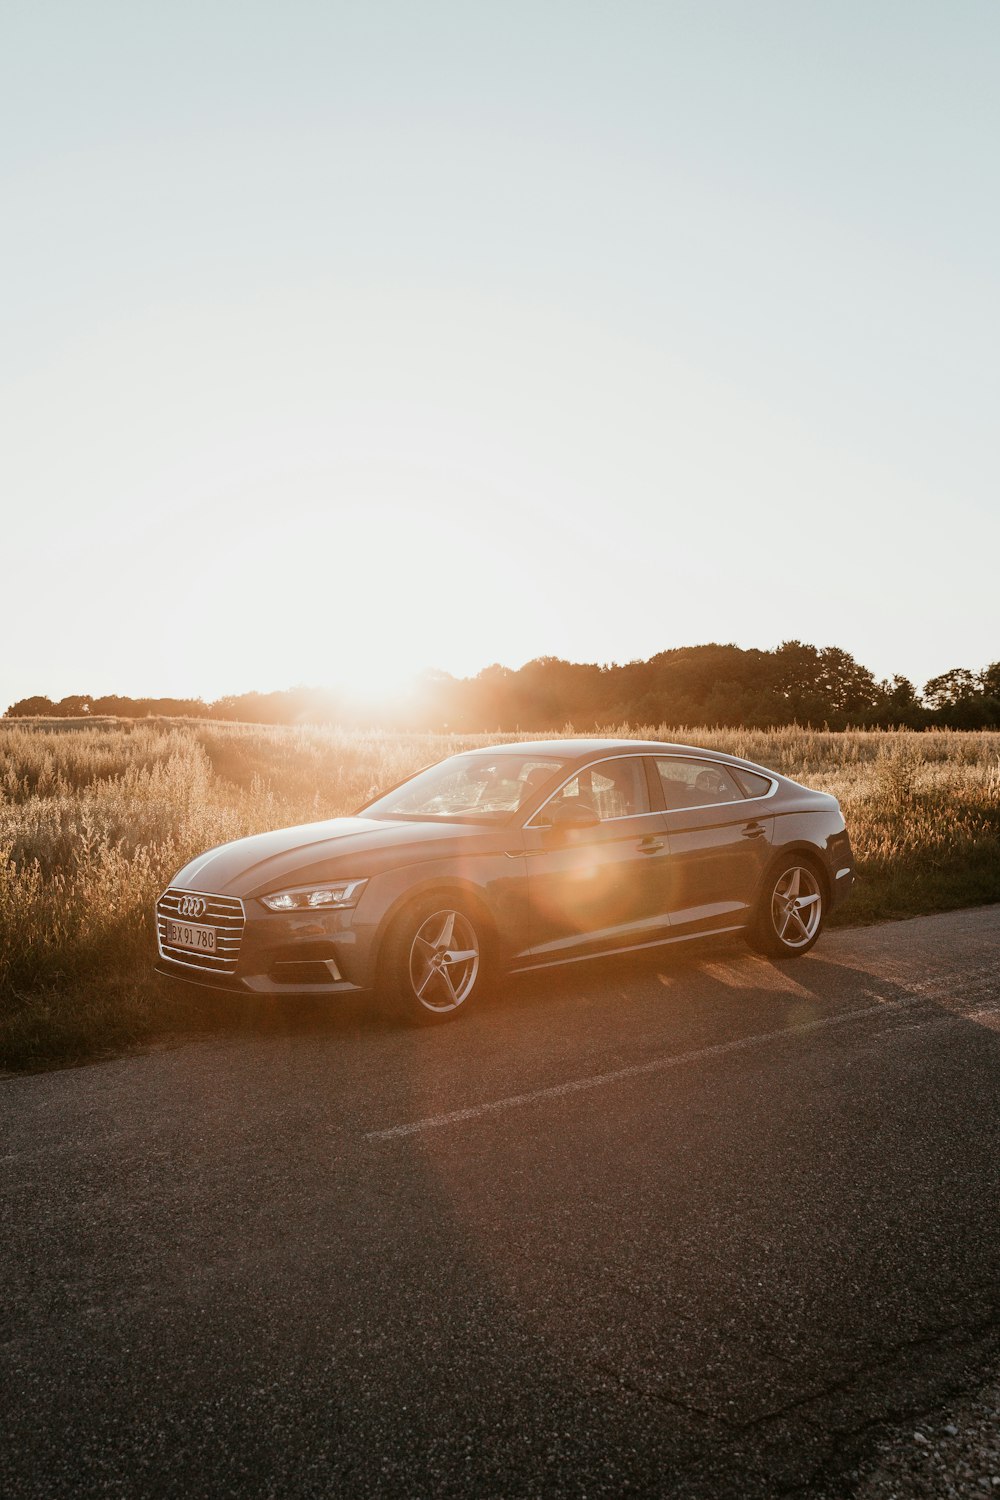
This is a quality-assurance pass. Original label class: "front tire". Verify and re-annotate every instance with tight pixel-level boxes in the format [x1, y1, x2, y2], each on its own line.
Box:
[747, 858, 825, 958]
[381, 898, 488, 1023]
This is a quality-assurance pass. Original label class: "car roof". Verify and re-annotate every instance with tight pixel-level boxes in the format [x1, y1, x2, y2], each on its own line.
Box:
[464, 738, 778, 776]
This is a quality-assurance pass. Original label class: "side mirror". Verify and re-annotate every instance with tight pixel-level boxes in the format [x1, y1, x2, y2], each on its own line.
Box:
[544, 800, 600, 833]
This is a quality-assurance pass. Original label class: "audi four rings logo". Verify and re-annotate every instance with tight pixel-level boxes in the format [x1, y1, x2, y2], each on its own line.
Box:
[179, 895, 207, 919]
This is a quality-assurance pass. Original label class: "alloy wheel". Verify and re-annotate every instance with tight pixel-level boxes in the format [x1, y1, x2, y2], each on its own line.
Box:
[771, 866, 822, 949]
[407, 909, 480, 1013]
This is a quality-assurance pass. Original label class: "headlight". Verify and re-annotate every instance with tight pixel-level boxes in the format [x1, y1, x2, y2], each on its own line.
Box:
[259, 879, 368, 912]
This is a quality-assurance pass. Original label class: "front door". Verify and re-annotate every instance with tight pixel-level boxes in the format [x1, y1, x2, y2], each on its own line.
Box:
[521, 756, 673, 962]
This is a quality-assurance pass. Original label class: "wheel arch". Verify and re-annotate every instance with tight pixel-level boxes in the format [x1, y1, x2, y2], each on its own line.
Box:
[373, 877, 501, 977]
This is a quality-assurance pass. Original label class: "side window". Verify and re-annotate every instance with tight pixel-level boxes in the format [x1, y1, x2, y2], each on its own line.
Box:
[513, 761, 566, 808]
[731, 767, 773, 799]
[655, 758, 744, 810]
[546, 757, 650, 822]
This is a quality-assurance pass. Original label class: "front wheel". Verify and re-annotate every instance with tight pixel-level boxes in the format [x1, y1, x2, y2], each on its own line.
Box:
[381, 899, 488, 1023]
[746, 859, 825, 958]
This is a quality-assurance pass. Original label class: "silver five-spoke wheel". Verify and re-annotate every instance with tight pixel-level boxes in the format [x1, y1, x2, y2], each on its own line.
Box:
[747, 858, 826, 957]
[771, 865, 822, 949]
[407, 908, 480, 1013]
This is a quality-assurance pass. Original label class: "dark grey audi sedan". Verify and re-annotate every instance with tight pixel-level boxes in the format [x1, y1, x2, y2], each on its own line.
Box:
[155, 739, 854, 1021]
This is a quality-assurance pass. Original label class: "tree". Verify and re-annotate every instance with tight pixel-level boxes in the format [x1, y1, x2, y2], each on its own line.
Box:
[923, 668, 993, 728]
[923, 668, 981, 711]
[814, 646, 882, 720]
[875, 675, 926, 727]
[4, 696, 56, 717]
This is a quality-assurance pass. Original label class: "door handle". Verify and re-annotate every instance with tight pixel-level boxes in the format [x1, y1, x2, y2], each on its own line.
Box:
[638, 837, 665, 853]
[742, 822, 766, 838]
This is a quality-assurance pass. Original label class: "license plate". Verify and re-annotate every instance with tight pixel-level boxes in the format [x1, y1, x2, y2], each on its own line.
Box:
[166, 920, 217, 954]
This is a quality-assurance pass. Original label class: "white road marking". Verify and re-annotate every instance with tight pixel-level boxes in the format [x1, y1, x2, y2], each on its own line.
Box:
[366, 973, 993, 1142]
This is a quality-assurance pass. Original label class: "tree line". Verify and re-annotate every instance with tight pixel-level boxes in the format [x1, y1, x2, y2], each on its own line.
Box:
[6, 642, 1000, 731]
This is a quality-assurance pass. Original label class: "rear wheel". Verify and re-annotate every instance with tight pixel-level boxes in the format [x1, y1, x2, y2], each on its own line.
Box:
[381, 898, 487, 1023]
[747, 858, 824, 958]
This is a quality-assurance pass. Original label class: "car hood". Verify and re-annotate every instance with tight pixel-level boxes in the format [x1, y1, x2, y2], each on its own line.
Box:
[169, 815, 493, 898]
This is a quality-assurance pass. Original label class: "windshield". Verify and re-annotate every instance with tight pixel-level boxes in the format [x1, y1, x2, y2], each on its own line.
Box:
[360, 753, 566, 823]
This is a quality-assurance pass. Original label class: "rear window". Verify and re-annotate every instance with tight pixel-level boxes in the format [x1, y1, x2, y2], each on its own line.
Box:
[731, 768, 773, 798]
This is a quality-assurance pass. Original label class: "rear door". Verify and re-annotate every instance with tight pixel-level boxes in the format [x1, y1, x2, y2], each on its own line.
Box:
[653, 757, 774, 934]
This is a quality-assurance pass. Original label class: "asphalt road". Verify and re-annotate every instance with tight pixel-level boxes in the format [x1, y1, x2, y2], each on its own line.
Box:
[3, 906, 1000, 1498]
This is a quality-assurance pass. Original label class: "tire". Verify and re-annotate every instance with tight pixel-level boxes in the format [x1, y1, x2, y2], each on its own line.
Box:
[380, 896, 489, 1023]
[746, 856, 825, 958]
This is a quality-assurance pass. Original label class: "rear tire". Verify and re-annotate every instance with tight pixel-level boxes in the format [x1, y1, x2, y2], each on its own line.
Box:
[380, 896, 489, 1024]
[746, 856, 825, 958]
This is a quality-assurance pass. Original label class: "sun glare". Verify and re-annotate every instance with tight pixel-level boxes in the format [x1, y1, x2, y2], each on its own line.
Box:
[325, 650, 416, 708]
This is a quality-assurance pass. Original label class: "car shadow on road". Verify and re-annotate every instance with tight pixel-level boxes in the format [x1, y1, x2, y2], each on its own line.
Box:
[161, 915, 994, 1061]
[156, 931, 819, 1053]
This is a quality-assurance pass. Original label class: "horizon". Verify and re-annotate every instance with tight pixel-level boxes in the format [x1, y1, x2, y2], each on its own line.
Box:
[7, 637, 989, 714]
[6, 636, 997, 724]
[4, 3, 999, 706]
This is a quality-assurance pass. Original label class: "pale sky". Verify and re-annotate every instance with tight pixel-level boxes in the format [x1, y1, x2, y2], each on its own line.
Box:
[2, 1, 998, 710]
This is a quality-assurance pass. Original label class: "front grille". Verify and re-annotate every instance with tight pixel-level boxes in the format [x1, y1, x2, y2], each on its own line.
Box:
[156, 888, 246, 974]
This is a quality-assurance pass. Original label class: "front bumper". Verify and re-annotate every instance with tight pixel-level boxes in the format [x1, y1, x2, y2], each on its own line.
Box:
[154, 893, 374, 997]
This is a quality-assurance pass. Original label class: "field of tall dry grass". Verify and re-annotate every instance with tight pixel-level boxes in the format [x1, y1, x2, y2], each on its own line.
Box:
[2, 718, 999, 1069]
